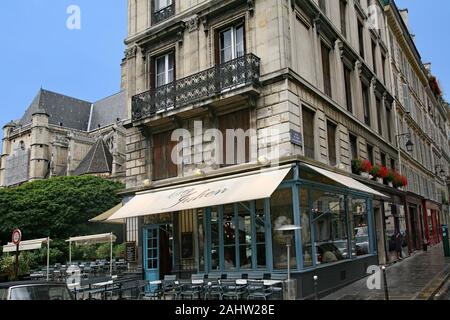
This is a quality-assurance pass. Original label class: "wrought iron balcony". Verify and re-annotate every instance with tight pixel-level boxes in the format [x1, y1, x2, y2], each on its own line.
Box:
[152, 3, 175, 25]
[132, 53, 261, 122]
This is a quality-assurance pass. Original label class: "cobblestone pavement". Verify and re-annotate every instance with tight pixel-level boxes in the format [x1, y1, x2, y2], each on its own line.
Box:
[323, 243, 450, 300]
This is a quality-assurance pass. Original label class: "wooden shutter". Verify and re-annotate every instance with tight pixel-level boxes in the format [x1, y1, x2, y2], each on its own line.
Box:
[150, 57, 156, 90]
[152, 132, 163, 180]
[302, 107, 315, 159]
[218, 109, 250, 166]
[327, 121, 337, 166]
[344, 67, 352, 113]
[214, 30, 221, 65]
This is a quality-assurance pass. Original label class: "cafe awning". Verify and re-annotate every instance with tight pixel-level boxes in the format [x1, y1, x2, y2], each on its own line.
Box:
[303, 163, 389, 199]
[66, 233, 117, 246]
[89, 203, 125, 224]
[107, 166, 292, 221]
[2, 238, 51, 253]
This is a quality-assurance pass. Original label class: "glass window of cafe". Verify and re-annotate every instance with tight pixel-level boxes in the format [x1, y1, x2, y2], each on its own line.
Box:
[191, 167, 374, 273]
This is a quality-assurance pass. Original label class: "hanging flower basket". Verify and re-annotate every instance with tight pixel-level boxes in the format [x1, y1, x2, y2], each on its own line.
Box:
[360, 160, 372, 178]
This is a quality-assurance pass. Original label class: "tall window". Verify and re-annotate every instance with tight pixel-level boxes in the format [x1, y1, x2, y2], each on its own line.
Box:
[155, 52, 174, 87]
[390, 158, 396, 171]
[340, 0, 347, 38]
[371, 40, 377, 75]
[349, 198, 370, 256]
[358, 21, 365, 59]
[302, 107, 315, 159]
[271, 188, 297, 270]
[327, 121, 337, 166]
[321, 43, 332, 97]
[381, 53, 387, 84]
[386, 106, 392, 142]
[344, 66, 353, 113]
[218, 109, 250, 167]
[152, 130, 178, 181]
[218, 24, 244, 64]
[319, 0, 327, 13]
[362, 83, 371, 126]
[367, 144, 374, 164]
[349, 133, 358, 160]
[376, 97, 383, 135]
[380, 152, 387, 167]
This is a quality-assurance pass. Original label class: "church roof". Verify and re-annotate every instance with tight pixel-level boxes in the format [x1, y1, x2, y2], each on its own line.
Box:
[88, 91, 127, 131]
[20, 89, 92, 131]
[73, 139, 113, 176]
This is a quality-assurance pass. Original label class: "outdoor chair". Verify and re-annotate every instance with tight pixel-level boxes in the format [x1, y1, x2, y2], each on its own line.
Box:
[204, 279, 223, 300]
[221, 279, 246, 300]
[162, 276, 181, 300]
[246, 280, 273, 300]
[225, 273, 242, 281]
[179, 282, 204, 300]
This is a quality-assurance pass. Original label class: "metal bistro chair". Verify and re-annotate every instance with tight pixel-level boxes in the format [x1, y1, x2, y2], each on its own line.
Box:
[162, 275, 181, 300]
[247, 280, 273, 300]
[204, 278, 223, 300]
[179, 274, 206, 300]
[221, 279, 247, 300]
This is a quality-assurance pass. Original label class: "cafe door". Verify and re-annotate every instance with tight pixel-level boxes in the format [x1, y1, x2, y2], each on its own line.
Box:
[143, 224, 174, 291]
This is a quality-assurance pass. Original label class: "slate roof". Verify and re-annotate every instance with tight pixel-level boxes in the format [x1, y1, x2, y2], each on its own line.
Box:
[20, 89, 92, 131]
[73, 139, 113, 176]
[88, 91, 127, 131]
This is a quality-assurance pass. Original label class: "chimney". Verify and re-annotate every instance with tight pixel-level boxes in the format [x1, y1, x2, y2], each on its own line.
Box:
[399, 8, 409, 29]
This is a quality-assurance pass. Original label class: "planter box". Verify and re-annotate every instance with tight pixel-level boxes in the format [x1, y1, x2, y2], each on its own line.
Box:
[361, 172, 370, 179]
[388, 182, 393, 188]
[376, 178, 384, 184]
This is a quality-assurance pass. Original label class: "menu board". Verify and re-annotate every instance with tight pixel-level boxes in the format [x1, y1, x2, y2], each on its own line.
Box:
[125, 241, 137, 262]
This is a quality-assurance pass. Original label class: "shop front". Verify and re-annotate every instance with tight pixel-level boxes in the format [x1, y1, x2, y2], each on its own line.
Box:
[109, 162, 387, 299]
[423, 200, 442, 246]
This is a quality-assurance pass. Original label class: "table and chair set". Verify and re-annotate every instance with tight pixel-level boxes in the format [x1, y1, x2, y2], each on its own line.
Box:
[144, 273, 288, 300]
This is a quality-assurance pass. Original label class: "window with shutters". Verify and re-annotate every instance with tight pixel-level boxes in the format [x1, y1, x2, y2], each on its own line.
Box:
[362, 83, 371, 126]
[152, 130, 178, 181]
[349, 133, 358, 160]
[302, 107, 315, 159]
[344, 66, 353, 113]
[218, 109, 250, 167]
[321, 42, 332, 98]
[327, 121, 337, 166]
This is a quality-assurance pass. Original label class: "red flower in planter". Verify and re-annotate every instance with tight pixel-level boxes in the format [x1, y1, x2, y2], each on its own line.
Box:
[361, 160, 373, 173]
[378, 166, 389, 179]
[402, 176, 408, 187]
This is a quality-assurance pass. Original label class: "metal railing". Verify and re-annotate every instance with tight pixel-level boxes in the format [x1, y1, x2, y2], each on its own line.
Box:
[132, 53, 261, 121]
[152, 3, 175, 25]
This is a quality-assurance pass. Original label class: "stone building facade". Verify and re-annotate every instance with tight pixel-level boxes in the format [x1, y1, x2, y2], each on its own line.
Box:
[111, 0, 449, 297]
[0, 89, 128, 187]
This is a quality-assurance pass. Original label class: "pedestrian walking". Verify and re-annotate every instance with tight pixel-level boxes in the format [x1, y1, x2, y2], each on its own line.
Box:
[395, 231, 403, 260]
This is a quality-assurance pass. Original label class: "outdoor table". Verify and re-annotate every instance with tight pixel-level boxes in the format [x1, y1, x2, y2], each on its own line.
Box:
[90, 280, 114, 300]
[236, 279, 282, 286]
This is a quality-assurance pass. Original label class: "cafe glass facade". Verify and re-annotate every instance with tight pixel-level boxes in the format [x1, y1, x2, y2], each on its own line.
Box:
[138, 163, 377, 297]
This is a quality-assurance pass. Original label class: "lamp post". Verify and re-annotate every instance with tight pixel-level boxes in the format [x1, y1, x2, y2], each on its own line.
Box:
[275, 224, 301, 300]
[395, 132, 414, 176]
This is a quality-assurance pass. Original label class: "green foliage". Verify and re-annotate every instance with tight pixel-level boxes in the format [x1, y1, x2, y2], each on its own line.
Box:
[0, 253, 32, 281]
[96, 243, 112, 260]
[0, 176, 123, 244]
[114, 243, 126, 259]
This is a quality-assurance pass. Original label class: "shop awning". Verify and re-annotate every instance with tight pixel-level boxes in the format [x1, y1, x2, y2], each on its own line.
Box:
[2, 238, 51, 253]
[107, 167, 292, 221]
[66, 233, 116, 246]
[89, 203, 125, 224]
[303, 164, 389, 199]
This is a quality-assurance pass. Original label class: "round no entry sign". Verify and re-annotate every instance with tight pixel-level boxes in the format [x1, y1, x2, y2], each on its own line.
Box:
[12, 229, 22, 245]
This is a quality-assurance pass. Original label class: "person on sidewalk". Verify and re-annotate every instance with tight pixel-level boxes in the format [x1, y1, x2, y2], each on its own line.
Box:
[395, 231, 403, 260]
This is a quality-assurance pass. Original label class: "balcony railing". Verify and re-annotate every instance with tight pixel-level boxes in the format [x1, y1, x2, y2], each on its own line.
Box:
[152, 3, 175, 25]
[132, 53, 261, 122]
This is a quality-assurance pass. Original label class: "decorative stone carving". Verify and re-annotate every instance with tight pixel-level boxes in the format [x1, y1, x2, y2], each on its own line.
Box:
[187, 16, 199, 32]
[247, 0, 255, 16]
[202, 17, 209, 36]
[124, 46, 138, 59]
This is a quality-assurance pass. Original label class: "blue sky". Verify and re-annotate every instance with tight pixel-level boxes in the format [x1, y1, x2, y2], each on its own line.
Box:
[0, 1, 448, 140]
[0, 0, 127, 135]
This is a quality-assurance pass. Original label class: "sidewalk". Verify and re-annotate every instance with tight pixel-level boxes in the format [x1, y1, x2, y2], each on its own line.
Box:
[323, 243, 450, 300]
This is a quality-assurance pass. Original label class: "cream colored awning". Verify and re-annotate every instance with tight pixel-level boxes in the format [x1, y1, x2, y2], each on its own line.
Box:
[89, 203, 125, 224]
[3, 238, 51, 253]
[303, 164, 389, 199]
[66, 233, 116, 246]
[107, 166, 292, 221]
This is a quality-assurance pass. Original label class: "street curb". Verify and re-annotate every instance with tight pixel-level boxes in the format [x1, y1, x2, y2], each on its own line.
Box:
[414, 265, 450, 300]
[426, 268, 450, 300]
